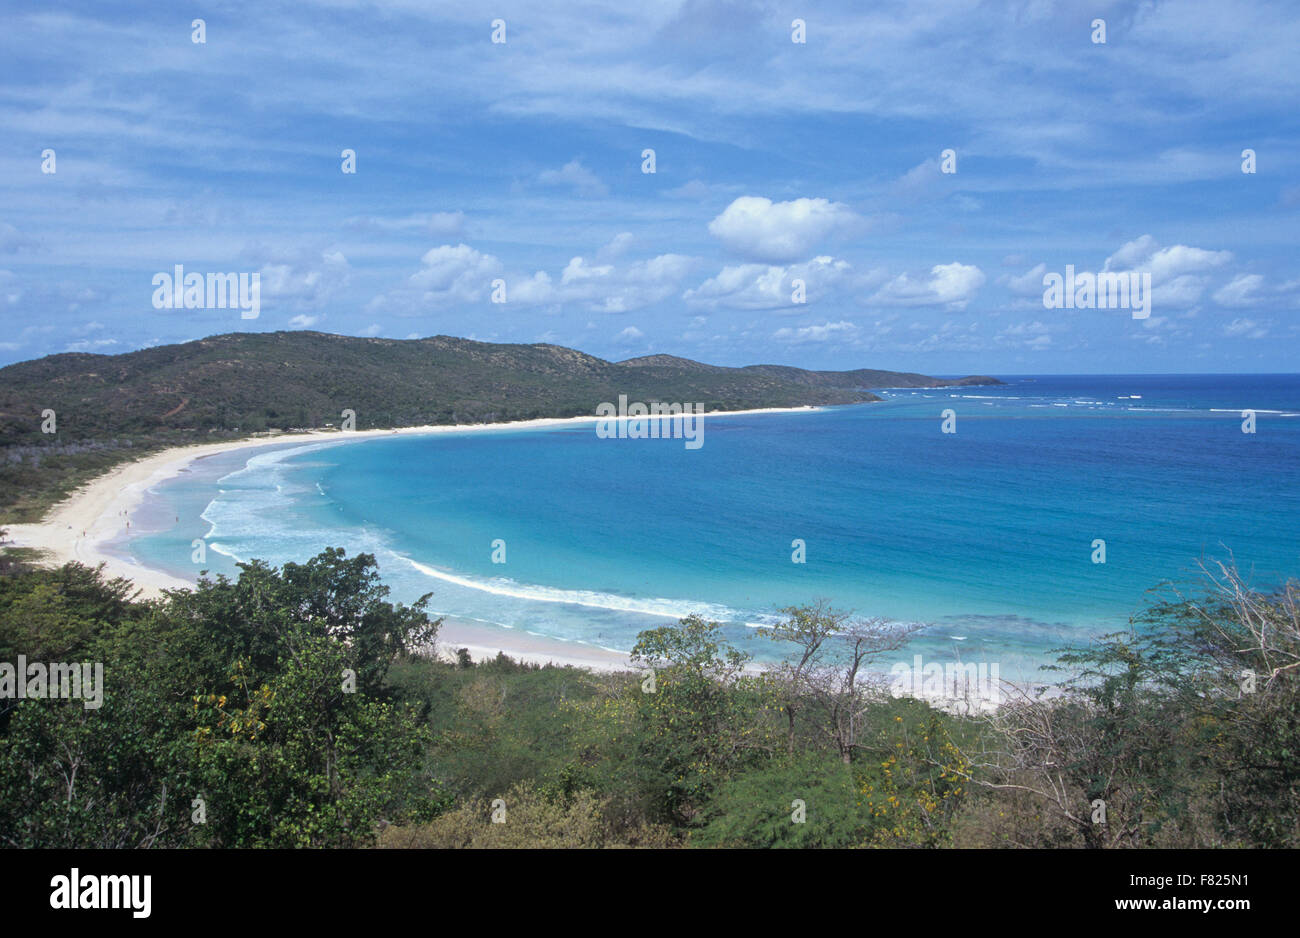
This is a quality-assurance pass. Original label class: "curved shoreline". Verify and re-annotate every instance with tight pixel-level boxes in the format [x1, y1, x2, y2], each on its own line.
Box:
[3, 407, 822, 671]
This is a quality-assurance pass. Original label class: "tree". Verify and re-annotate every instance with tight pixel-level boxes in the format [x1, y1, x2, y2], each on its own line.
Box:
[166, 547, 440, 696]
[629, 615, 769, 824]
[0, 552, 448, 848]
[953, 561, 1300, 848]
[762, 601, 923, 763]
[189, 627, 441, 847]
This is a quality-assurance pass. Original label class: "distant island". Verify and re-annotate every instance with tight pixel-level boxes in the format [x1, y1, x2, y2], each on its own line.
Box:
[0, 331, 999, 522]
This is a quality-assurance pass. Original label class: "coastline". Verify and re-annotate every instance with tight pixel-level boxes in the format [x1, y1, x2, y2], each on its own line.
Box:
[2, 405, 818, 672]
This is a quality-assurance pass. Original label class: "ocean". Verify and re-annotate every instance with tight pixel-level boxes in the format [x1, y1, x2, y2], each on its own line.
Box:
[123, 374, 1300, 681]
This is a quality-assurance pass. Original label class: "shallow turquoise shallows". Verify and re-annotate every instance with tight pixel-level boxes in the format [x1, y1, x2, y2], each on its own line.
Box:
[125, 374, 1300, 681]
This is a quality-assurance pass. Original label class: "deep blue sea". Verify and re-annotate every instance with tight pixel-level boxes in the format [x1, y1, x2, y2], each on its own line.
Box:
[125, 375, 1300, 680]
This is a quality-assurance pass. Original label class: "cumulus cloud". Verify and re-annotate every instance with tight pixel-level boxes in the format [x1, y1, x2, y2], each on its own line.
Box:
[373, 242, 692, 315]
[871, 262, 985, 309]
[509, 271, 555, 305]
[1146, 245, 1232, 283]
[407, 243, 503, 303]
[251, 248, 351, 309]
[684, 255, 853, 310]
[558, 253, 695, 312]
[288, 314, 321, 328]
[1105, 235, 1233, 282]
[1101, 235, 1232, 308]
[707, 196, 861, 263]
[1005, 236, 1239, 315]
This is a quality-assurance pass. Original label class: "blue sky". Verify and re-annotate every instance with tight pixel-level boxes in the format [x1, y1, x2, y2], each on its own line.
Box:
[1, 0, 1297, 374]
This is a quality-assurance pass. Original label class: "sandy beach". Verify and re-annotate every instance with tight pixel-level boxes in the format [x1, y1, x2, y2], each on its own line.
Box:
[3, 407, 818, 672]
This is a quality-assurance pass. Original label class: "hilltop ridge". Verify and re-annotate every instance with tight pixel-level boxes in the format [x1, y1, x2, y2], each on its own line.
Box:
[0, 331, 999, 440]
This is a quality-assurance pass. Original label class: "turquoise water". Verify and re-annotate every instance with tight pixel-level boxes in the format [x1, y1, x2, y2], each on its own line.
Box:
[126, 375, 1300, 680]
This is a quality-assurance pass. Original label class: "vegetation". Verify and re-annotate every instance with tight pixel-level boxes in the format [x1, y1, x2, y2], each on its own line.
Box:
[0, 543, 1295, 848]
[0, 330, 998, 521]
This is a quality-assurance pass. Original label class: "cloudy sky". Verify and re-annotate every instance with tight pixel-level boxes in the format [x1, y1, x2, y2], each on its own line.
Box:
[1, 0, 1297, 373]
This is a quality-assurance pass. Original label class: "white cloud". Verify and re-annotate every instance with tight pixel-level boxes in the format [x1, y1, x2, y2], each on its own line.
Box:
[1105, 235, 1232, 285]
[407, 243, 503, 303]
[1152, 274, 1210, 309]
[378, 242, 692, 315]
[772, 320, 859, 344]
[685, 255, 852, 310]
[1213, 274, 1265, 307]
[555, 253, 694, 313]
[707, 196, 860, 263]
[253, 248, 351, 309]
[509, 271, 555, 305]
[288, 314, 321, 328]
[872, 262, 985, 309]
[1096, 237, 1232, 310]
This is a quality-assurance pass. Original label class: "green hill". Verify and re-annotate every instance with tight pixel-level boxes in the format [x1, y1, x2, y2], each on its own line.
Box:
[0, 331, 999, 521]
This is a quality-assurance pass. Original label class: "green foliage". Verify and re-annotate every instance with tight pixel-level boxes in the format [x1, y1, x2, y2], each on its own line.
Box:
[629, 615, 778, 825]
[689, 755, 864, 848]
[0, 551, 446, 847]
[1134, 577, 1300, 846]
[165, 547, 438, 697]
[1, 543, 1295, 849]
[377, 782, 674, 849]
[0, 570, 204, 846]
[189, 629, 443, 847]
[853, 706, 971, 847]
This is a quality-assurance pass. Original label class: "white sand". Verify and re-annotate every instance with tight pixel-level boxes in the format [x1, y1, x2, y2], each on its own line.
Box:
[3, 407, 818, 671]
